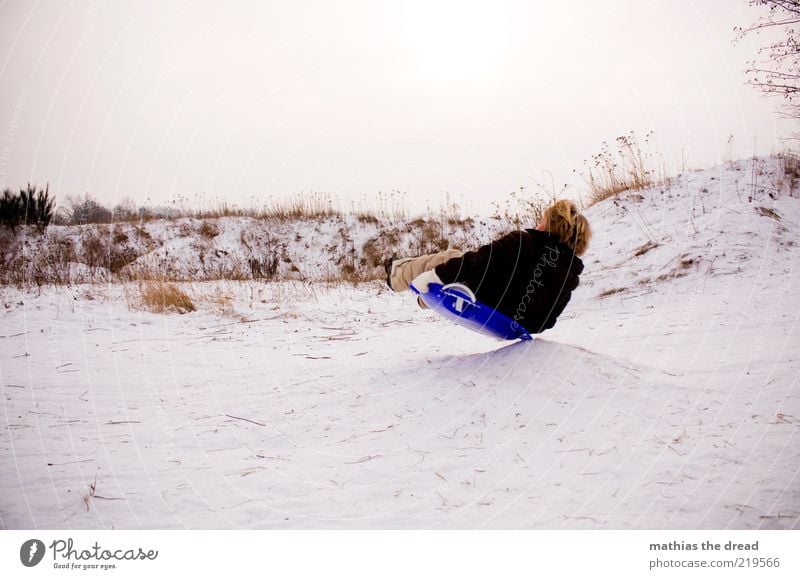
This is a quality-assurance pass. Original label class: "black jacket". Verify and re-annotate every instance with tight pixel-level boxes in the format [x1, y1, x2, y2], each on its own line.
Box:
[434, 229, 583, 334]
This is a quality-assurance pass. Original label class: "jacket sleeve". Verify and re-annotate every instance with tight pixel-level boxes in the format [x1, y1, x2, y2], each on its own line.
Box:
[434, 231, 522, 286]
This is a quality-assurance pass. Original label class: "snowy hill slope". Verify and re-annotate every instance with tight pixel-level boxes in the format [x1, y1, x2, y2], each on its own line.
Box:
[552, 156, 799, 383]
[1, 157, 798, 529]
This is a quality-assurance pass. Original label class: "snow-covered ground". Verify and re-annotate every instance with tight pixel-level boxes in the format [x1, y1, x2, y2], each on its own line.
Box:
[1, 158, 798, 529]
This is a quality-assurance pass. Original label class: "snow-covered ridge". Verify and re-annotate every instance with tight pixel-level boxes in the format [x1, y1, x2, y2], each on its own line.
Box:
[0, 212, 509, 285]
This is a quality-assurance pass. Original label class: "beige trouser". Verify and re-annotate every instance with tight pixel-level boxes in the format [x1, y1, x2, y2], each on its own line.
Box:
[389, 248, 463, 292]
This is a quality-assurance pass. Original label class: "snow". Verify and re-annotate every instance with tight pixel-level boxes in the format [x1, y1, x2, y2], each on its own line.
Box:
[1, 157, 799, 529]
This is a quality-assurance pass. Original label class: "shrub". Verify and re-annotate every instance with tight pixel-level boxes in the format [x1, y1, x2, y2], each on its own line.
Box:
[198, 221, 220, 238]
[22, 184, 56, 232]
[0, 184, 55, 233]
[0, 189, 21, 232]
[112, 226, 129, 244]
[108, 245, 141, 274]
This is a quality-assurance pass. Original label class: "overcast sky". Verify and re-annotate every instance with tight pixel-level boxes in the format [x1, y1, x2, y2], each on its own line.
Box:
[0, 0, 787, 213]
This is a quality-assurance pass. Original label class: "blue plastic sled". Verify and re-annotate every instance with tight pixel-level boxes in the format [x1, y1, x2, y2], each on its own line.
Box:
[410, 282, 533, 341]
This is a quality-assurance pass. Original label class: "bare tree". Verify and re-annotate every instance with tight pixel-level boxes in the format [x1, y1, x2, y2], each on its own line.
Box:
[736, 1, 800, 127]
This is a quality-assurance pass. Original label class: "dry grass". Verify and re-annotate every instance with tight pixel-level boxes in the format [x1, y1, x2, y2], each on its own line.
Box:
[333, 263, 385, 285]
[348, 190, 410, 223]
[177, 192, 341, 221]
[356, 213, 380, 224]
[257, 192, 340, 220]
[634, 240, 659, 257]
[152, 191, 417, 223]
[598, 287, 627, 298]
[584, 132, 670, 206]
[653, 255, 699, 283]
[755, 206, 781, 221]
[139, 280, 195, 314]
[490, 186, 551, 229]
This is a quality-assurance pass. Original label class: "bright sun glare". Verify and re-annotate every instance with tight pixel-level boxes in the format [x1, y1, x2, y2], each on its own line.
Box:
[403, 0, 508, 81]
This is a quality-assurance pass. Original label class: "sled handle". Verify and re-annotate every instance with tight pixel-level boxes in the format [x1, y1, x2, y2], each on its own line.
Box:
[409, 282, 477, 301]
[440, 283, 477, 303]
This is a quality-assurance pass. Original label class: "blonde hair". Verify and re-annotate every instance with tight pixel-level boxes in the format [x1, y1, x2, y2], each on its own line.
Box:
[541, 200, 591, 256]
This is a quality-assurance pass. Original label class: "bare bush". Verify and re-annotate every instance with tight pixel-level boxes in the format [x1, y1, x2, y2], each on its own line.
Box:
[77, 226, 144, 275]
[112, 197, 141, 221]
[198, 221, 220, 238]
[248, 254, 279, 279]
[80, 229, 108, 270]
[414, 220, 449, 255]
[69, 194, 113, 224]
[362, 231, 400, 269]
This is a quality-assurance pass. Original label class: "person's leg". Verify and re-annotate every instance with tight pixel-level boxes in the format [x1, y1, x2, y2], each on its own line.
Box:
[388, 248, 463, 292]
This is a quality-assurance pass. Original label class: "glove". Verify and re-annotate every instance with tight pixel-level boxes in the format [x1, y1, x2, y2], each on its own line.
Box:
[411, 269, 443, 294]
